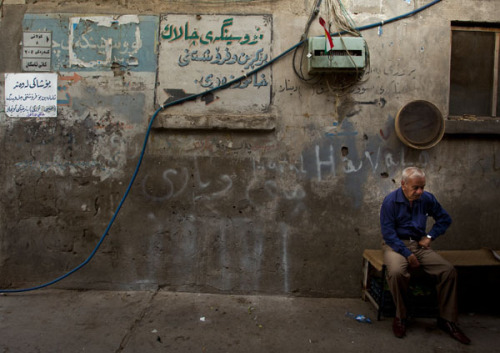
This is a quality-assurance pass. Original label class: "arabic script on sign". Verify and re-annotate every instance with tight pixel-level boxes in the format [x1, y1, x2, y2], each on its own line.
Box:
[5, 73, 58, 118]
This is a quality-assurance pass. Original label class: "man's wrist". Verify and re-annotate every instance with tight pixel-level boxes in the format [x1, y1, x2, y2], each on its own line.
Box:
[426, 234, 433, 240]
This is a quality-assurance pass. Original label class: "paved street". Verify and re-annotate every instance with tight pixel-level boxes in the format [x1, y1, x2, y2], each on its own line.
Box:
[1, 289, 499, 352]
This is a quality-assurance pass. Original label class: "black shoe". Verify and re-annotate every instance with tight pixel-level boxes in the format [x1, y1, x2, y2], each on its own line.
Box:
[393, 317, 406, 338]
[437, 317, 471, 345]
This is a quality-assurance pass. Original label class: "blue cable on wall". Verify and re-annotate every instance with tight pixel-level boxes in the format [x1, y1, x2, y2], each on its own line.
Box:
[0, 0, 443, 293]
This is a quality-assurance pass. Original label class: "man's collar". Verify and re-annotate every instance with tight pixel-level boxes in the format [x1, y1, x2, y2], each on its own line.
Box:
[396, 187, 424, 204]
[395, 187, 409, 203]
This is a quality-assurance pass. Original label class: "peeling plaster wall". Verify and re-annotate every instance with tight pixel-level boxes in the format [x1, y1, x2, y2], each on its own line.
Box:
[0, 0, 499, 296]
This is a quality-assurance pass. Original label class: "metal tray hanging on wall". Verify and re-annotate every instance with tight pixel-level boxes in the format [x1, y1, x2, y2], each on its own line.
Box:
[395, 100, 445, 149]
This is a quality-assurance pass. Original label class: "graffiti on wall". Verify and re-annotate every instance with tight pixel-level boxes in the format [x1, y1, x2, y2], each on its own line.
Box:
[137, 139, 428, 291]
[139, 143, 429, 206]
[156, 14, 272, 114]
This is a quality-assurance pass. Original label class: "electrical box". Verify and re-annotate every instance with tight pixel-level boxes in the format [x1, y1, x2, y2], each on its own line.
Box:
[307, 36, 366, 73]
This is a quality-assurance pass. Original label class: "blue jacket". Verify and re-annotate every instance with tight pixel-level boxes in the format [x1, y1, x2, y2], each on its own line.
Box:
[380, 188, 452, 258]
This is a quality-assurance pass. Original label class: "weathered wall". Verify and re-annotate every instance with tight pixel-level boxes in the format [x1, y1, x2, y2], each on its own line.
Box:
[0, 0, 499, 296]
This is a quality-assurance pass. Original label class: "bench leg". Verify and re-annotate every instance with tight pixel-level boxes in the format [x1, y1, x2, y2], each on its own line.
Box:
[378, 265, 387, 321]
[362, 258, 369, 301]
[362, 258, 387, 321]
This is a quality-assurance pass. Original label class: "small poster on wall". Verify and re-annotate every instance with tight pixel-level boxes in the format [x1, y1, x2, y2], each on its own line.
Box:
[4, 73, 58, 117]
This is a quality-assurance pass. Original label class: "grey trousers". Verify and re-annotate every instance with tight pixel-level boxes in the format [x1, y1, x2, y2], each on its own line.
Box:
[383, 240, 458, 322]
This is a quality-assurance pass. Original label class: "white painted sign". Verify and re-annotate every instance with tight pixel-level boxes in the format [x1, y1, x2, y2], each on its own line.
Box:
[156, 15, 272, 115]
[4, 73, 58, 117]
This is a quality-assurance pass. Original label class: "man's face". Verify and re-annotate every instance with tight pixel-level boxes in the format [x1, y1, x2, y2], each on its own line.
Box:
[401, 176, 426, 202]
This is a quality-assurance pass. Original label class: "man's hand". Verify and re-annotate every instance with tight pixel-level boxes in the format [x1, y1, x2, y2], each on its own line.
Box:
[407, 253, 420, 268]
[418, 237, 432, 249]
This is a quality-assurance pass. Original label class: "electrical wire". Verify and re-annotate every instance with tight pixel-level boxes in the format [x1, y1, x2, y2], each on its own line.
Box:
[294, 0, 361, 84]
[302, 0, 323, 40]
[0, 0, 443, 294]
[327, 0, 364, 87]
[293, 0, 325, 83]
[292, 0, 443, 86]
[356, 0, 443, 32]
[325, 0, 359, 37]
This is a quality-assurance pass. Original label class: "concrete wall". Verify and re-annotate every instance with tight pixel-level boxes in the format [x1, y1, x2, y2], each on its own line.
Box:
[1, 0, 499, 296]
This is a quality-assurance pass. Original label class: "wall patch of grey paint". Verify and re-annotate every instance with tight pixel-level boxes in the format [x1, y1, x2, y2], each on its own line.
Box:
[22, 14, 158, 72]
[16, 14, 159, 181]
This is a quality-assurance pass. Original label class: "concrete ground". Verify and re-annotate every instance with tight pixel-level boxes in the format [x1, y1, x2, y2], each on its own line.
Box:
[0, 289, 499, 353]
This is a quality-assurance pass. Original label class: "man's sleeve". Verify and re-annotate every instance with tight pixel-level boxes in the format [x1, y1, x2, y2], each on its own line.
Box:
[427, 194, 452, 240]
[380, 198, 412, 258]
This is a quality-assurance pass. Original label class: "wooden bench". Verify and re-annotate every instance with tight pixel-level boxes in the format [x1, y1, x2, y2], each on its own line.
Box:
[362, 248, 500, 320]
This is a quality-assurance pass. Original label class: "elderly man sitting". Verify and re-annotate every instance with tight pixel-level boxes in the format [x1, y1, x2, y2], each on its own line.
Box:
[380, 167, 470, 344]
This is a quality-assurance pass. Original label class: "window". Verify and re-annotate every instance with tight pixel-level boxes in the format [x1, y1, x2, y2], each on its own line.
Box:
[449, 22, 500, 118]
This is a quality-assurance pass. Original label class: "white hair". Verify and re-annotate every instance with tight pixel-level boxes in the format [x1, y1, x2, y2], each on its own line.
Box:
[402, 167, 425, 182]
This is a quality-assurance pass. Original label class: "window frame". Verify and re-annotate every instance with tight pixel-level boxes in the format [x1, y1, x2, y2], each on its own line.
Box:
[449, 23, 500, 119]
